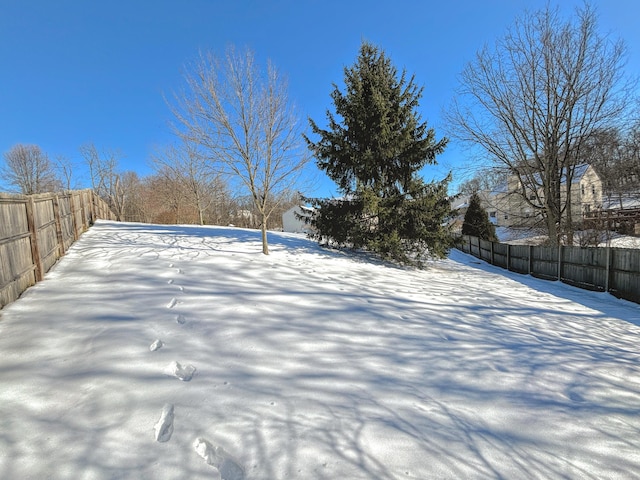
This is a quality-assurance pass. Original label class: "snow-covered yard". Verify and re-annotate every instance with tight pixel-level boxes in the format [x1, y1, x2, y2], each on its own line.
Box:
[0, 221, 639, 479]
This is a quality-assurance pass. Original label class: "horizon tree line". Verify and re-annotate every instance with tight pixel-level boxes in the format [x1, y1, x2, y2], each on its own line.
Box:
[2, 2, 638, 255]
[0, 141, 302, 231]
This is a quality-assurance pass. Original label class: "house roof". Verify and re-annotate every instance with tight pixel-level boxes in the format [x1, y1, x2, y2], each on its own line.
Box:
[536, 163, 594, 185]
[572, 163, 591, 183]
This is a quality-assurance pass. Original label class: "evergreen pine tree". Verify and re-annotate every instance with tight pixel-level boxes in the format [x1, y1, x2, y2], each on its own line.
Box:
[461, 193, 498, 241]
[304, 42, 453, 265]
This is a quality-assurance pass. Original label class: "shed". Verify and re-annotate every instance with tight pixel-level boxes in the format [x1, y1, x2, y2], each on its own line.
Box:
[282, 205, 314, 234]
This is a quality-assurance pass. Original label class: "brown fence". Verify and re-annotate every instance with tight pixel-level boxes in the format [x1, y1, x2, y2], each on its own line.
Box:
[459, 235, 640, 305]
[0, 189, 115, 309]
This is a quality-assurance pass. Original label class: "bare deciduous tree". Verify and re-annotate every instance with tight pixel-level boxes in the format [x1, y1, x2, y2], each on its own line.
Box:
[140, 174, 185, 224]
[151, 141, 227, 225]
[446, 4, 635, 245]
[2, 144, 61, 194]
[54, 155, 77, 191]
[79, 142, 130, 221]
[169, 46, 310, 254]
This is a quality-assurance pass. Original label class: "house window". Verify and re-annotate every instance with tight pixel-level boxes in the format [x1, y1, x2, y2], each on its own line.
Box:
[591, 185, 596, 196]
[584, 204, 591, 214]
[581, 184, 585, 196]
[489, 211, 496, 218]
[504, 214, 509, 220]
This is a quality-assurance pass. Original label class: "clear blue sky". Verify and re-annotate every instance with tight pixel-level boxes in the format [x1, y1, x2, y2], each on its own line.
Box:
[1, 0, 639, 197]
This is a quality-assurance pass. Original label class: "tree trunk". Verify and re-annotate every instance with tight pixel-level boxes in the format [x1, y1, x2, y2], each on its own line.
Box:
[261, 214, 269, 255]
[546, 210, 560, 246]
[565, 195, 574, 245]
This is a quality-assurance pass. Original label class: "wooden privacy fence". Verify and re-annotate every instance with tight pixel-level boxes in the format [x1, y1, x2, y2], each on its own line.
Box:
[0, 189, 115, 309]
[459, 235, 640, 305]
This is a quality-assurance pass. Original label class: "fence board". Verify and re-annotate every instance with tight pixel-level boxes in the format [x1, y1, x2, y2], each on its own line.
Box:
[0, 189, 115, 309]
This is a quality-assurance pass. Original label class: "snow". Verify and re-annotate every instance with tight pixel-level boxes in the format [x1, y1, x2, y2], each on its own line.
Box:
[602, 234, 640, 249]
[496, 226, 640, 248]
[1, 220, 639, 479]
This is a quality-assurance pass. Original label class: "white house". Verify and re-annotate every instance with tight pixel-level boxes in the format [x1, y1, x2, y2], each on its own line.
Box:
[282, 205, 314, 234]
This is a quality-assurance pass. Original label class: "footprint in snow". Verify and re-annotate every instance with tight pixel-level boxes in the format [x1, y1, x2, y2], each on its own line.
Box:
[165, 361, 196, 381]
[193, 438, 245, 480]
[167, 298, 178, 309]
[154, 403, 174, 442]
[176, 314, 186, 325]
[149, 339, 163, 351]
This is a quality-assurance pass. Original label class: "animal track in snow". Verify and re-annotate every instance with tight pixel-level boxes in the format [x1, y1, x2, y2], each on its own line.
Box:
[175, 314, 186, 325]
[154, 403, 174, 442]
[164, 361, 196, 381]
[193, 438, 245, 480]
[149, 339, 163, 351]
[167, 298, 178, 309]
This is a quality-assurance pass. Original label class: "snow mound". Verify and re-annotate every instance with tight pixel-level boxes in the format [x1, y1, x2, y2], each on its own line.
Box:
[164, 361, 196, 381]
[154, 403, 174, 442]
[194, 438, 245, 480]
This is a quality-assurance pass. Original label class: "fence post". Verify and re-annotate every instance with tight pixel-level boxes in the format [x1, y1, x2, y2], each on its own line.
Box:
[605, 246, 611, 293]
[81, 190, 89, 228]
[52, 194, 65, 255]
[507, 243, 511, 271]
[490, 241, 495, 265]
[90, 190, 97, 223]
[25, 196, 44, 282]
[528, 245, 533, 275]
[70, 192, 79, 241]
[558, 244, 563, 281]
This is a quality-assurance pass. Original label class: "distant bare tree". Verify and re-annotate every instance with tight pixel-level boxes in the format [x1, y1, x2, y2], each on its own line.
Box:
[151, 141, 227, 225]
[583, 124, 640, 209]
[446, 4, 635, 245]
[54, 155, 77, 191]
[116, 171, 145, 222]
[79, 142, 129, 220]
[169, 46, 310, 254]
[582, 128, 626, 203]
[138, 174, 184, 224]
[2, 144, 61, 194]
[457, 167, 504, 195]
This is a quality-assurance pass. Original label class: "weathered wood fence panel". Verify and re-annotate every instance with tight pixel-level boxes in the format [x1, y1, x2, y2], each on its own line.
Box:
[609, 249, 640, 303]
[459, 235, 640, 305]
[560, 246, 608, 292]
[0, 190, 115, 309]
[532, 246, 559, 280]
[492, 242, 509, 269]
[508, 244, 531, 274]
